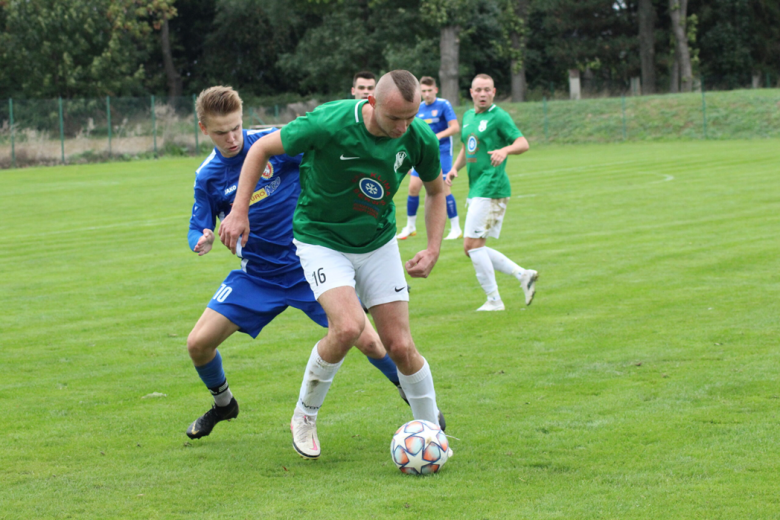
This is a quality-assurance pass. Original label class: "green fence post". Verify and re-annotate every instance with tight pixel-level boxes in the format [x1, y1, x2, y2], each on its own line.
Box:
[543, 97, 549, 141]
[106, 96, 112, 157]
[621, 95, 627, 140]
[192, 94, 199, 154]
[701, 78, 707, 140]
[9, 98, 15, 169]
[151, 95, 157, 158]
[58, 97, 65, 164]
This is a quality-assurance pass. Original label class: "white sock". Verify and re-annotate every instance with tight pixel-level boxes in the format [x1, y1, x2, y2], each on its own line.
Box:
[469, 247, 499, 297]
[296, 342, 343, 417]
[486, 247, 524, 280]
[397, 358, 440, 426]
[407, 214, 418, 229]
[450, 216, 461, 232]
[214, 387, 233, 407]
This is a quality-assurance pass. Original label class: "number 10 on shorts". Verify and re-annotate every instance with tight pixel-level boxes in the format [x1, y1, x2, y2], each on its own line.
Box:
[213, 284, 232, 302]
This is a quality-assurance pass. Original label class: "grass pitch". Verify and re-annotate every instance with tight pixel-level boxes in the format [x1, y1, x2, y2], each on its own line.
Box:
[1, 139, 779, 519]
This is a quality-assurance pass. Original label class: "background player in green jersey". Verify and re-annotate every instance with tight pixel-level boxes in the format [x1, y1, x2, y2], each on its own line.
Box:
[446, 73, 538, 312]
[219, 70, 449, 460]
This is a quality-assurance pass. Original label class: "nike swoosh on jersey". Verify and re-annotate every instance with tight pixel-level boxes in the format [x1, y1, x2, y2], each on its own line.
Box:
[340, 155, 360, 160]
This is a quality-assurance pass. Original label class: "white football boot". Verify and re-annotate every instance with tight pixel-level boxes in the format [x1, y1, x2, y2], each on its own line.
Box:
[519, 269, 538, 305]
[444, 228, 463, 240]
[396, 226, 417, 240]
[291, 409, 320, 459]
[476, 299, 505, 311]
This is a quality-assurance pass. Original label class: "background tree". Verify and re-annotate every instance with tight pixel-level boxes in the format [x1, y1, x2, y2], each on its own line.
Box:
[669, 0, 693, 92]
[638, 0, 657, 94]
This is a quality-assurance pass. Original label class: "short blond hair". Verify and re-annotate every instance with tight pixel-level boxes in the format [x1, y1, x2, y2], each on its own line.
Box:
[196, 86, 243, 126]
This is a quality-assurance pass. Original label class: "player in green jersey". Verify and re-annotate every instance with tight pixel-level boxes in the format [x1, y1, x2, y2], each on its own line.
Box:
[219, 70, 449, 460]
[446, 73, 538, 312]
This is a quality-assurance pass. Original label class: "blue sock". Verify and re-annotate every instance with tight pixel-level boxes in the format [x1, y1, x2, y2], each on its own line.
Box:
[446, 194, 458, 219]
[195, 350, 227, 393]
[407, 196, 420, 218]
[367, 354, 400, 385]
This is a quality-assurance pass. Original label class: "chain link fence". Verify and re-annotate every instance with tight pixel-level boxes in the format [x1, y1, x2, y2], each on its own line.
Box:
[1, 89, 778, 169]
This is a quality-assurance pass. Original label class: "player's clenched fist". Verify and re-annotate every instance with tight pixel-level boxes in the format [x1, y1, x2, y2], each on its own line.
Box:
[218, 210, 250, 255]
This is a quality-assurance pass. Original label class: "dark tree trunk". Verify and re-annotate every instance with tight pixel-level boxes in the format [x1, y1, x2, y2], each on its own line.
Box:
[638, 0, 656, 94]
[510, 0, 529, 102]
[439, 25, 461, 106]
[669, 0, 692, 92]
[161, 16, 182, 98]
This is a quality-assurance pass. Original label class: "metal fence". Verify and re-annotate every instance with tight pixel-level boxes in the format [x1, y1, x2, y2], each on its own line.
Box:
[1, 89, 779, 169]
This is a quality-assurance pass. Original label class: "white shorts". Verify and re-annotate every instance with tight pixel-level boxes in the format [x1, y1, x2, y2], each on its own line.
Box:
[464, 197, 509, 239]
[293, 238, 409, 309]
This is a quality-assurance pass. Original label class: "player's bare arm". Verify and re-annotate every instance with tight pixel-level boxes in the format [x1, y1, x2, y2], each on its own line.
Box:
[445, 147, 466, 186]
[435, 119, 460, 141]
[488, 136, 530, 167]
[194, 228, 215, 256]
[218, 131, 286, 254]
[405, 176, 446, 278]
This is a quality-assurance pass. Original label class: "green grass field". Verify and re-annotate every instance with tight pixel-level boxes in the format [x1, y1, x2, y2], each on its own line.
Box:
[2, 139, 779, 519]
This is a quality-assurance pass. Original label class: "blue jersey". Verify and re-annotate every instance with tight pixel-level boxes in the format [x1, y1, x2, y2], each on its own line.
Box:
[416, 98, 457, 153]
[189, 128, 304, 286]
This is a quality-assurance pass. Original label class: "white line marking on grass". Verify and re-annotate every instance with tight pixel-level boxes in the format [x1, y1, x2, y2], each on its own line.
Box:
[0, 215, 186, 244]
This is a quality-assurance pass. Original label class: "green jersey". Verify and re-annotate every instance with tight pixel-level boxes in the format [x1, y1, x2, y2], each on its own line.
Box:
[281, 99, 441, 253]
[461, 104, 523, 199]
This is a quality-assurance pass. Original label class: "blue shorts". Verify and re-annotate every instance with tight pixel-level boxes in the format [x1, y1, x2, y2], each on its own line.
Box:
[410, 150, 452, 179]
[207, 269, 328, 338]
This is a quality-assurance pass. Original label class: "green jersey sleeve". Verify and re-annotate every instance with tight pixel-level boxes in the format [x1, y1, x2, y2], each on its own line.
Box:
[498, 110, 523, 143]
[280, 107, 328, 156]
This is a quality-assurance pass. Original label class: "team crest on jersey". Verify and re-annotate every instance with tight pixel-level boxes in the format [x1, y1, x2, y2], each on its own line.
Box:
[432, 110, 438, 116]
[261, 162, 274, 179]
[479, 120, 488, 132]
[359, 177, 384, 200]
[394, 151, 407, 173]
[467, 135, 478, 153]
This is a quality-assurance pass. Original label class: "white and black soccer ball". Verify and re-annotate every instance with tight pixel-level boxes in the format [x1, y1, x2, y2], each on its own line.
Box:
[390, 419, 450, 475]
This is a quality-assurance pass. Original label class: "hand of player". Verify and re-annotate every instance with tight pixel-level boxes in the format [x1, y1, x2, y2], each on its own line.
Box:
[405, 249, 440, 278]
[488, 149, 507, 167]
[218, 210, 250, 255]
[444, 170, 457, 187]
[194, 228, 215, 256]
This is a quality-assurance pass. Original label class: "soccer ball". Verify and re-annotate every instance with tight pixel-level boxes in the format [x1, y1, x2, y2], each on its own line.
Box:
[390, 419, 450, 475]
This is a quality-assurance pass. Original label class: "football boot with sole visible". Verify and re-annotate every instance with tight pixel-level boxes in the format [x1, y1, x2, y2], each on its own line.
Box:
[396, 226, 417, 240]
[186, 397, 239, 439]
[291, 410, 320, 459]
[519, 269, 538, 305]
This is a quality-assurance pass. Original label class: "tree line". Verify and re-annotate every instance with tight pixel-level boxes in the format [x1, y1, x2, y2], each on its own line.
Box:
[1, 0, 778, 104]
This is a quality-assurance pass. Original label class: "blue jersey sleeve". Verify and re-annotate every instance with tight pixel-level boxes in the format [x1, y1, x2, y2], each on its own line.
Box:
[442, 100, 457, 123]
[188, 181, 217, 252]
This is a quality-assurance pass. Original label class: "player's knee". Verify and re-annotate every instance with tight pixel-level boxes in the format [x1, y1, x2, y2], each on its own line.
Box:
[384, 337, 416, 365]
[355, 330, 384, 358]
[186, 330, 213, 360]
[328, 319, 364, 347]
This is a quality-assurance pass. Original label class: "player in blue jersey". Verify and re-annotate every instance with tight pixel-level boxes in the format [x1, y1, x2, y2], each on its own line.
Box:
[397, 76, 462, 241]
[185, 86, 406, 440]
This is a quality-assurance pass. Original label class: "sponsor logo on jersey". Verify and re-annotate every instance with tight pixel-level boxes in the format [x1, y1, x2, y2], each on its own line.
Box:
[394, 151, 407, 173]
[225, 185, 237, 195]
[249, 177, 282, 205]
[261, 162, 274, 179]
[358, 177, 384, 200]
[479, 120, 488, 132]
[467, 135, 478, 154]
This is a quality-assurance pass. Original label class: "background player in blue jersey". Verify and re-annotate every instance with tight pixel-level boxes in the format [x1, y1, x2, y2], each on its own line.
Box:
[397, 76, 462, 241]
[185, 86, 405, 440]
